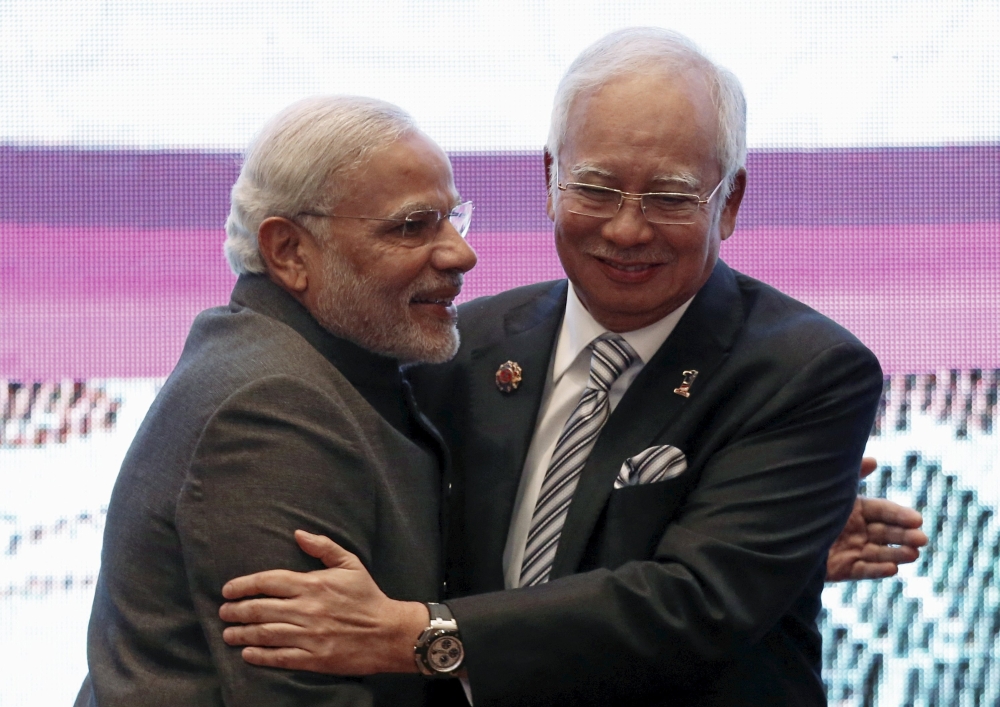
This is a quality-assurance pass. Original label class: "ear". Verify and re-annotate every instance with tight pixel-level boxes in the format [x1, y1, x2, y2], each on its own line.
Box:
[719, 169, 747, 241]
[543, 150, 556, 222]
[257, 217, 315, 294]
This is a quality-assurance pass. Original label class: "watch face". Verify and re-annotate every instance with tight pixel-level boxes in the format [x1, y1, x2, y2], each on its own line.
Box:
[428, 634, 464, 672]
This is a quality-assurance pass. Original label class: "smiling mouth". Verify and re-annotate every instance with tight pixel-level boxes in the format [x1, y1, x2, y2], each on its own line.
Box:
[410, 285, 462, 310]
[596, 257, 660, 272]
[411, 296, 456, 306]
[408, 275, 464, 312]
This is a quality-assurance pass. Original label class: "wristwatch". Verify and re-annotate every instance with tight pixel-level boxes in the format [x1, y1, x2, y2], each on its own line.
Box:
[414, 602, 465, 676]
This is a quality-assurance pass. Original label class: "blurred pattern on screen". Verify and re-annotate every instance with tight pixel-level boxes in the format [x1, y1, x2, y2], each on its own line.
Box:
[1, 2, 997, 704]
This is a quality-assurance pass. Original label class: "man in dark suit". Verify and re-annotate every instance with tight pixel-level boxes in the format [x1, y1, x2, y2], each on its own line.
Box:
[218, 29, 915, 706]
[74, 95, 477, 706]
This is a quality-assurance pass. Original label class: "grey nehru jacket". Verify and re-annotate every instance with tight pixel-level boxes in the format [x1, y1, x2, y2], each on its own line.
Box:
[76, 274, 448, 707]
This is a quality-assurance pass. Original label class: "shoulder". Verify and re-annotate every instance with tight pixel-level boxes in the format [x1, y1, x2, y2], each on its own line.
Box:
[170, 305, 346, 401]
[186, 304, 328, 372]
[136, 307, 360, 460]
[726, 266, 877, 368]
[191, 374, 378, 478]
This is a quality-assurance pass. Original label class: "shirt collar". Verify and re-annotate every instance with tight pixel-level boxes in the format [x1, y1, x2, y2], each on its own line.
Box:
[551, 281, 694, 384]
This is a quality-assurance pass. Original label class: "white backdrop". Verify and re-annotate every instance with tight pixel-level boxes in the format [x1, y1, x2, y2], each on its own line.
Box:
[1, 0, 997, 151]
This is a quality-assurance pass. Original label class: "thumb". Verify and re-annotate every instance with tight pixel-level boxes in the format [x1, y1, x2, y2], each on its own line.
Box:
[859, 456, 878, 480]
[295, 530, 358, 569]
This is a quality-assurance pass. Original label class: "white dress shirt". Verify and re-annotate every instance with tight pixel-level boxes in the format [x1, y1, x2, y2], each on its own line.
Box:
[501, 283, 693, 589]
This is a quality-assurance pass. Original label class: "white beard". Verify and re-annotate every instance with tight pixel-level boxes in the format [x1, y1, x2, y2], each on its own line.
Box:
[311, 248, 461, 365]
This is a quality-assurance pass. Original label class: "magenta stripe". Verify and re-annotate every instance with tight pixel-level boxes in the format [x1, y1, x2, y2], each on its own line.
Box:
[460, 222, 1000, 374]
[718, 222, 1000, 374]
[0, 224, 236, 378]
[1, 222, 997, 378]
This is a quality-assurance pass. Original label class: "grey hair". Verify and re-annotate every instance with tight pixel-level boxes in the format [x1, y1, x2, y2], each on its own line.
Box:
[224, 95, 418, 275]
[546, 27, 747, 195]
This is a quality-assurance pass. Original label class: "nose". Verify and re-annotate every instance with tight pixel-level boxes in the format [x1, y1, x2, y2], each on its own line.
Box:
[601, 196, 654, 248]
[432, 220, 478, 274]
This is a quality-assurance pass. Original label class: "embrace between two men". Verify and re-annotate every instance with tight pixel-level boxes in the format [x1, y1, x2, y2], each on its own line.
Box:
[77, 28, 926, 707]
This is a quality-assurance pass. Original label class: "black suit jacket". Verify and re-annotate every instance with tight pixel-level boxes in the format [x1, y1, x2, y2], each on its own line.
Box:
[77, 275, 447, 707]
[411, 261, 883, 706]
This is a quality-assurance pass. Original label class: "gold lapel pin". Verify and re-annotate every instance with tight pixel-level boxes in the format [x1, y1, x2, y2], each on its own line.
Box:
[673, 369, 699, 398]
[495, 361, 523, 393]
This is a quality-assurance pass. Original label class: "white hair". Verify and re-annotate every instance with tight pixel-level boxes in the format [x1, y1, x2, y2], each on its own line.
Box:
[546, 27, 747, 195]
[224, 95, 418, 275]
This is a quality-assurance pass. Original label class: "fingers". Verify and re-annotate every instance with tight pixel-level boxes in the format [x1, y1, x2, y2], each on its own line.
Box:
[858, 542, 920, 564]
[865, 522, 929, 549]
[223, 621, 308, 648]
[219, 596, 313, 626]
[222, 569, 307, 601]
[241, 646, 321, 672]
[859, 456, 878, 479]
[859, 498, 925, 531]
[295, 530, 360, 570]
[223, 534, 360, 601]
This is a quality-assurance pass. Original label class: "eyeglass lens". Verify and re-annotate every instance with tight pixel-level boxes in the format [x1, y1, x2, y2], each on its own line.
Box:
[448, 202, 473, 238]
[403, 202, 469, 237]
[401, 212, 438, 238]
[403, 203, 472, 239]
[563, 184, 701, 225]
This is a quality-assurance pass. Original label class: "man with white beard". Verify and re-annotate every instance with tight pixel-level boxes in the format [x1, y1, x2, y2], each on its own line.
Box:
[75, 95, 476, 707]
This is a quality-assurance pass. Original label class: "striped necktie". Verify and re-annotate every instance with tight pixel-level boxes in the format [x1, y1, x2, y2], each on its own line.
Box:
[519, 333, 638, 587]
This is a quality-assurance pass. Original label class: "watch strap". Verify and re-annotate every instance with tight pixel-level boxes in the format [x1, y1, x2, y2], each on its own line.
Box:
[425, 602, 456, 626]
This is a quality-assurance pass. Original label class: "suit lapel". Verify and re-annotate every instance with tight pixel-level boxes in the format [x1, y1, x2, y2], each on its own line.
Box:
[463, 282, 567, 589]
[551, 262, 745, 578]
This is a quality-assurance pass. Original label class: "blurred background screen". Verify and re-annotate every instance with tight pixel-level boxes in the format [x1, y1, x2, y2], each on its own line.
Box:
[1, 2, 998, 704]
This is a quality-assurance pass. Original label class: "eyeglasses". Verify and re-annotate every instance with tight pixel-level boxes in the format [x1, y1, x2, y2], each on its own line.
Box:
[295, 200, 474, 240]
[556, 180, 725, 225]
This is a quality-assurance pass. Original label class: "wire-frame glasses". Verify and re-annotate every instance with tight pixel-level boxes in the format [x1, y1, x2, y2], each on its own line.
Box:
[295, 200, 474, 241]
[557, 180, 725, 225]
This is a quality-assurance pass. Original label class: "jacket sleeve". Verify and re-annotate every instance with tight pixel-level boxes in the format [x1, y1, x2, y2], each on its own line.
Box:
[447, 341, 883, 706]
[175, 374, 378, 707]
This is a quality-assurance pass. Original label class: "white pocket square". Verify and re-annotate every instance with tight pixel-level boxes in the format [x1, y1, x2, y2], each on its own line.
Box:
[614, 445, 687, 489]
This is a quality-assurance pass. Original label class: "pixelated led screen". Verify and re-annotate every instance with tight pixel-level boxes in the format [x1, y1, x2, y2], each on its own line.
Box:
[1, 2, 998, 705]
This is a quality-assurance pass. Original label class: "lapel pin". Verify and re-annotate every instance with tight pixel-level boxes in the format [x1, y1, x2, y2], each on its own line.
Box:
[495, 361, 523, 393]
[673, 369, 699, 398]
